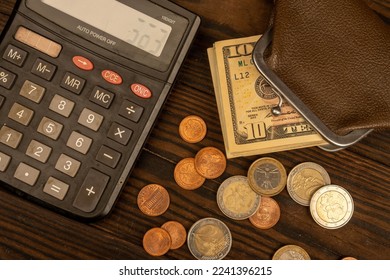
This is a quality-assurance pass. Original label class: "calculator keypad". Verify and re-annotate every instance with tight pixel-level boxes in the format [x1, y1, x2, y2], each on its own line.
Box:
[0, 23, 164, 219]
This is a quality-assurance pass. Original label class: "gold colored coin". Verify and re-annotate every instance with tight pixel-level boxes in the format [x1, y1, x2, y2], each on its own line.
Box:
[272, 245, 311, 260]
[342, 256, 357, 260]
[249, 197, 280, 229]
[174, 158, 205, 190]
[217, 175, 260, 220]
[310, 185, 354, 229]
[194, 147, 226, 179]
[247, 157, 287, 196]
[179, 115, 207, 143]
[187, 217, 232, 260]
[143, 227, 172, 257]
[287, 162, 331, 206]
[137, 184, 170, 216]
[161, 221, 187, 250]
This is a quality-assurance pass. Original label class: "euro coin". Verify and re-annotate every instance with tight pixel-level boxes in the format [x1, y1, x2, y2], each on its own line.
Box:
[174, 158, 205, 190]
[249, 197, 280, 229]
[179, 115, 207, 143]
[137, 184, 170, 216]
[217, 175, 260, 220]
[287, 162, 331, 206]
[247, 157, 287, 196]
[143, 227, 172, 257]
[161, 221, 187, 250]
[310, 185, 354, 229]
[272, 245, 311, 260]
[194, 147, 226, 179]
[187, 217, 232, 260]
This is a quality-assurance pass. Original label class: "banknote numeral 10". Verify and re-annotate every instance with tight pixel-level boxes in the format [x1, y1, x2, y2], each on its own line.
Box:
[227, 43, 254, 58]
[244, 122, 266, 140]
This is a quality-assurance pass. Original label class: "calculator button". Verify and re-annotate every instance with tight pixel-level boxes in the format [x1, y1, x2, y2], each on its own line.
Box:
[3, 44, 28, 67]
[73, 169, 110, 213]
[0, 126, 23, 149]
[130, 83, 152, 99]
[119, 100, 144, 123]
[0, 95, 4, 108]
[107, 123, 133, 145]
[96, 145, 121, 168]
[8, 103, 34, 126]
[78, 108, 104, 131]
[37, 117, 64, 140]
[15, 26, 62, 58]
[31, 58, 57, 81]
[55, 154, 81, 177]
[61, 72, 85, 94]
[0, 67, 16, 89]
[14, 162, 40, 186]
[19, 80, 46, 103]
[101, 69, 122, 85]
[89, 86, 115, 108]
[0, 152, 11, 172]
[49, 94, 75, 117]
[26, 140, 52, 163]
[67, 131, 92, 154]
[72, 56, 94, 71]
[43, 177, 69, 200]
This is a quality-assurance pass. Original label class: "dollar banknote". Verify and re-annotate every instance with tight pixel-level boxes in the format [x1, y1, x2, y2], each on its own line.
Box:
[207, 35, 328, 158]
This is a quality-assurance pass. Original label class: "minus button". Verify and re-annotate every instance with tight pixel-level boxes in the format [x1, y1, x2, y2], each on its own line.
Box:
[96, 145, 121, 168]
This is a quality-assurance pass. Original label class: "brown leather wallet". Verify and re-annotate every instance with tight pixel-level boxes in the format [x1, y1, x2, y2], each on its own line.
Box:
[253, 0, 390, 150]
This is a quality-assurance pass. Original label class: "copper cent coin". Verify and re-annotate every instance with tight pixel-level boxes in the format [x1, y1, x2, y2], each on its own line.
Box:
[174, 158, 205, 190]
[217, 175, 261, 220]
[287, 162, 331, 206]
[143, 227, 172, 257]
[249, 197, 280, 229]
[194, 147, 226, 179]
[310, 184, 354, 229]
[187, 217, 232, 260]
[272, 245, 311, 260]
[137, 184, 170, 216]
[161, 221, 187, 250]
[179, 115, 207, 143]
[247, 157, 287, 196]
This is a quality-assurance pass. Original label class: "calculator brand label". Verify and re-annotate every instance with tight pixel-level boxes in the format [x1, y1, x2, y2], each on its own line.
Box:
[131, 83, 152, 99]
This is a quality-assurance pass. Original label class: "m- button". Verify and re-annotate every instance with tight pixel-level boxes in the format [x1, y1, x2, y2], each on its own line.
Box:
[31, 58, 56, 81]
[89, 86, 114, 108]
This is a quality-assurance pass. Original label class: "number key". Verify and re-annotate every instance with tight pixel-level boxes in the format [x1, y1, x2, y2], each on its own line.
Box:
[78, 108, 103, 131]
[55, 154, 81, 177]
[49, 94, 75, 117]
[0, 125, 23, 148]
[19, 80, 45, 103]
[37, 117, 63, 140]
[8, 103, 34, 126]
[26, 140, 52, 163]
[66, 131, 92, 154]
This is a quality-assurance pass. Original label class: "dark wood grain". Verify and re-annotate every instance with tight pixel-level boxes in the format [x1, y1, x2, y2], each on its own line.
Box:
[0, 0, 389, 260]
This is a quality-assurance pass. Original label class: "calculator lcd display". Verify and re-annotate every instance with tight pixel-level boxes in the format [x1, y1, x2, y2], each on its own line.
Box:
[41, 0, 172, 57]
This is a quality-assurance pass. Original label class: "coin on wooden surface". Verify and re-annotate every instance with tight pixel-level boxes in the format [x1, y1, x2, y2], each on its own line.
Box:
[137, 184, 170, 216]
[342, 256, 357, 260]
[287, 162, 331, 206]
[174, 158, 205, 190]
[143, 227, 172, 257]
[272, 245, 311, 260]
[217, 175, 260, 220]
[310, 185, 354, 229]
[161, 220, 187, 250]
[187, 217, 232, 260]
[194, 147, 226, 179]
[249, 196, 280, 229]
[179, 115, 207, 143]
[247, 157, 287, 196]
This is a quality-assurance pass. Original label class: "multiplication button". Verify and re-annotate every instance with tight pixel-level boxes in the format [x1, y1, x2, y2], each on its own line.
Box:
[107, 123, 132, 145]
[119, 100, 144, 123]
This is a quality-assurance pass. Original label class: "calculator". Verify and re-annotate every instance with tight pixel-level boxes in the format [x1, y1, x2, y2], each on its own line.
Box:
[0, 0, 200, 220]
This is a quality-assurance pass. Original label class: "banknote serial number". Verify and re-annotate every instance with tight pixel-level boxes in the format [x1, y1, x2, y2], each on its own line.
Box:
[212, 266, 272, 276]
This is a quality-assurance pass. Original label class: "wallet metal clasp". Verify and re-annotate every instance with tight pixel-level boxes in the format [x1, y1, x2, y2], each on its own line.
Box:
[252, 28, 372, 151]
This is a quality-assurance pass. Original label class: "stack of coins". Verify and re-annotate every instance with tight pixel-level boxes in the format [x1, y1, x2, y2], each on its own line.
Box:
[175, 115, 227, 190]
[143, 220, 187, 257]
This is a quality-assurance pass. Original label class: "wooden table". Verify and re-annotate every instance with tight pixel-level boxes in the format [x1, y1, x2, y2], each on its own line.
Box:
[0, 0, 389, 260]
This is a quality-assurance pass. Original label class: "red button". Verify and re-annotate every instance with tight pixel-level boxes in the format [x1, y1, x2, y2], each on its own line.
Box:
[72, 56, 94, 71]
[131, 83, 152, 99]
[101, 70, 122, 85]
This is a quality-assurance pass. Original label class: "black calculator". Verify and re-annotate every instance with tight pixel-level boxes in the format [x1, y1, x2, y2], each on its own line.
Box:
[0, 0, 200, 219]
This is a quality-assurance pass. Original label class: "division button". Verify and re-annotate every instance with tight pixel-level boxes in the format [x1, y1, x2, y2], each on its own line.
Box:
[3, 44, 28, 67]
[96, 145, 121, 168]
[14, 162, 40, 186]
[43, 177, 69, 200]
[119, 100, 144, 123]
[73, 169, 110, 213]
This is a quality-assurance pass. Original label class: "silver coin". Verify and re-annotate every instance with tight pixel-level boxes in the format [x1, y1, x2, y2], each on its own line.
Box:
[272, 245, 311, 260]
[187, 217, 232, 260]
[217, 175, 261, 220]
[310, 185, 354, 229]
[287, 162, 331, 206]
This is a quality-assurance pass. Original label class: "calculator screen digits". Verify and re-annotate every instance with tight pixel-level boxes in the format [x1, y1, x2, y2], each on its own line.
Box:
[41, 0, 172, 57]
